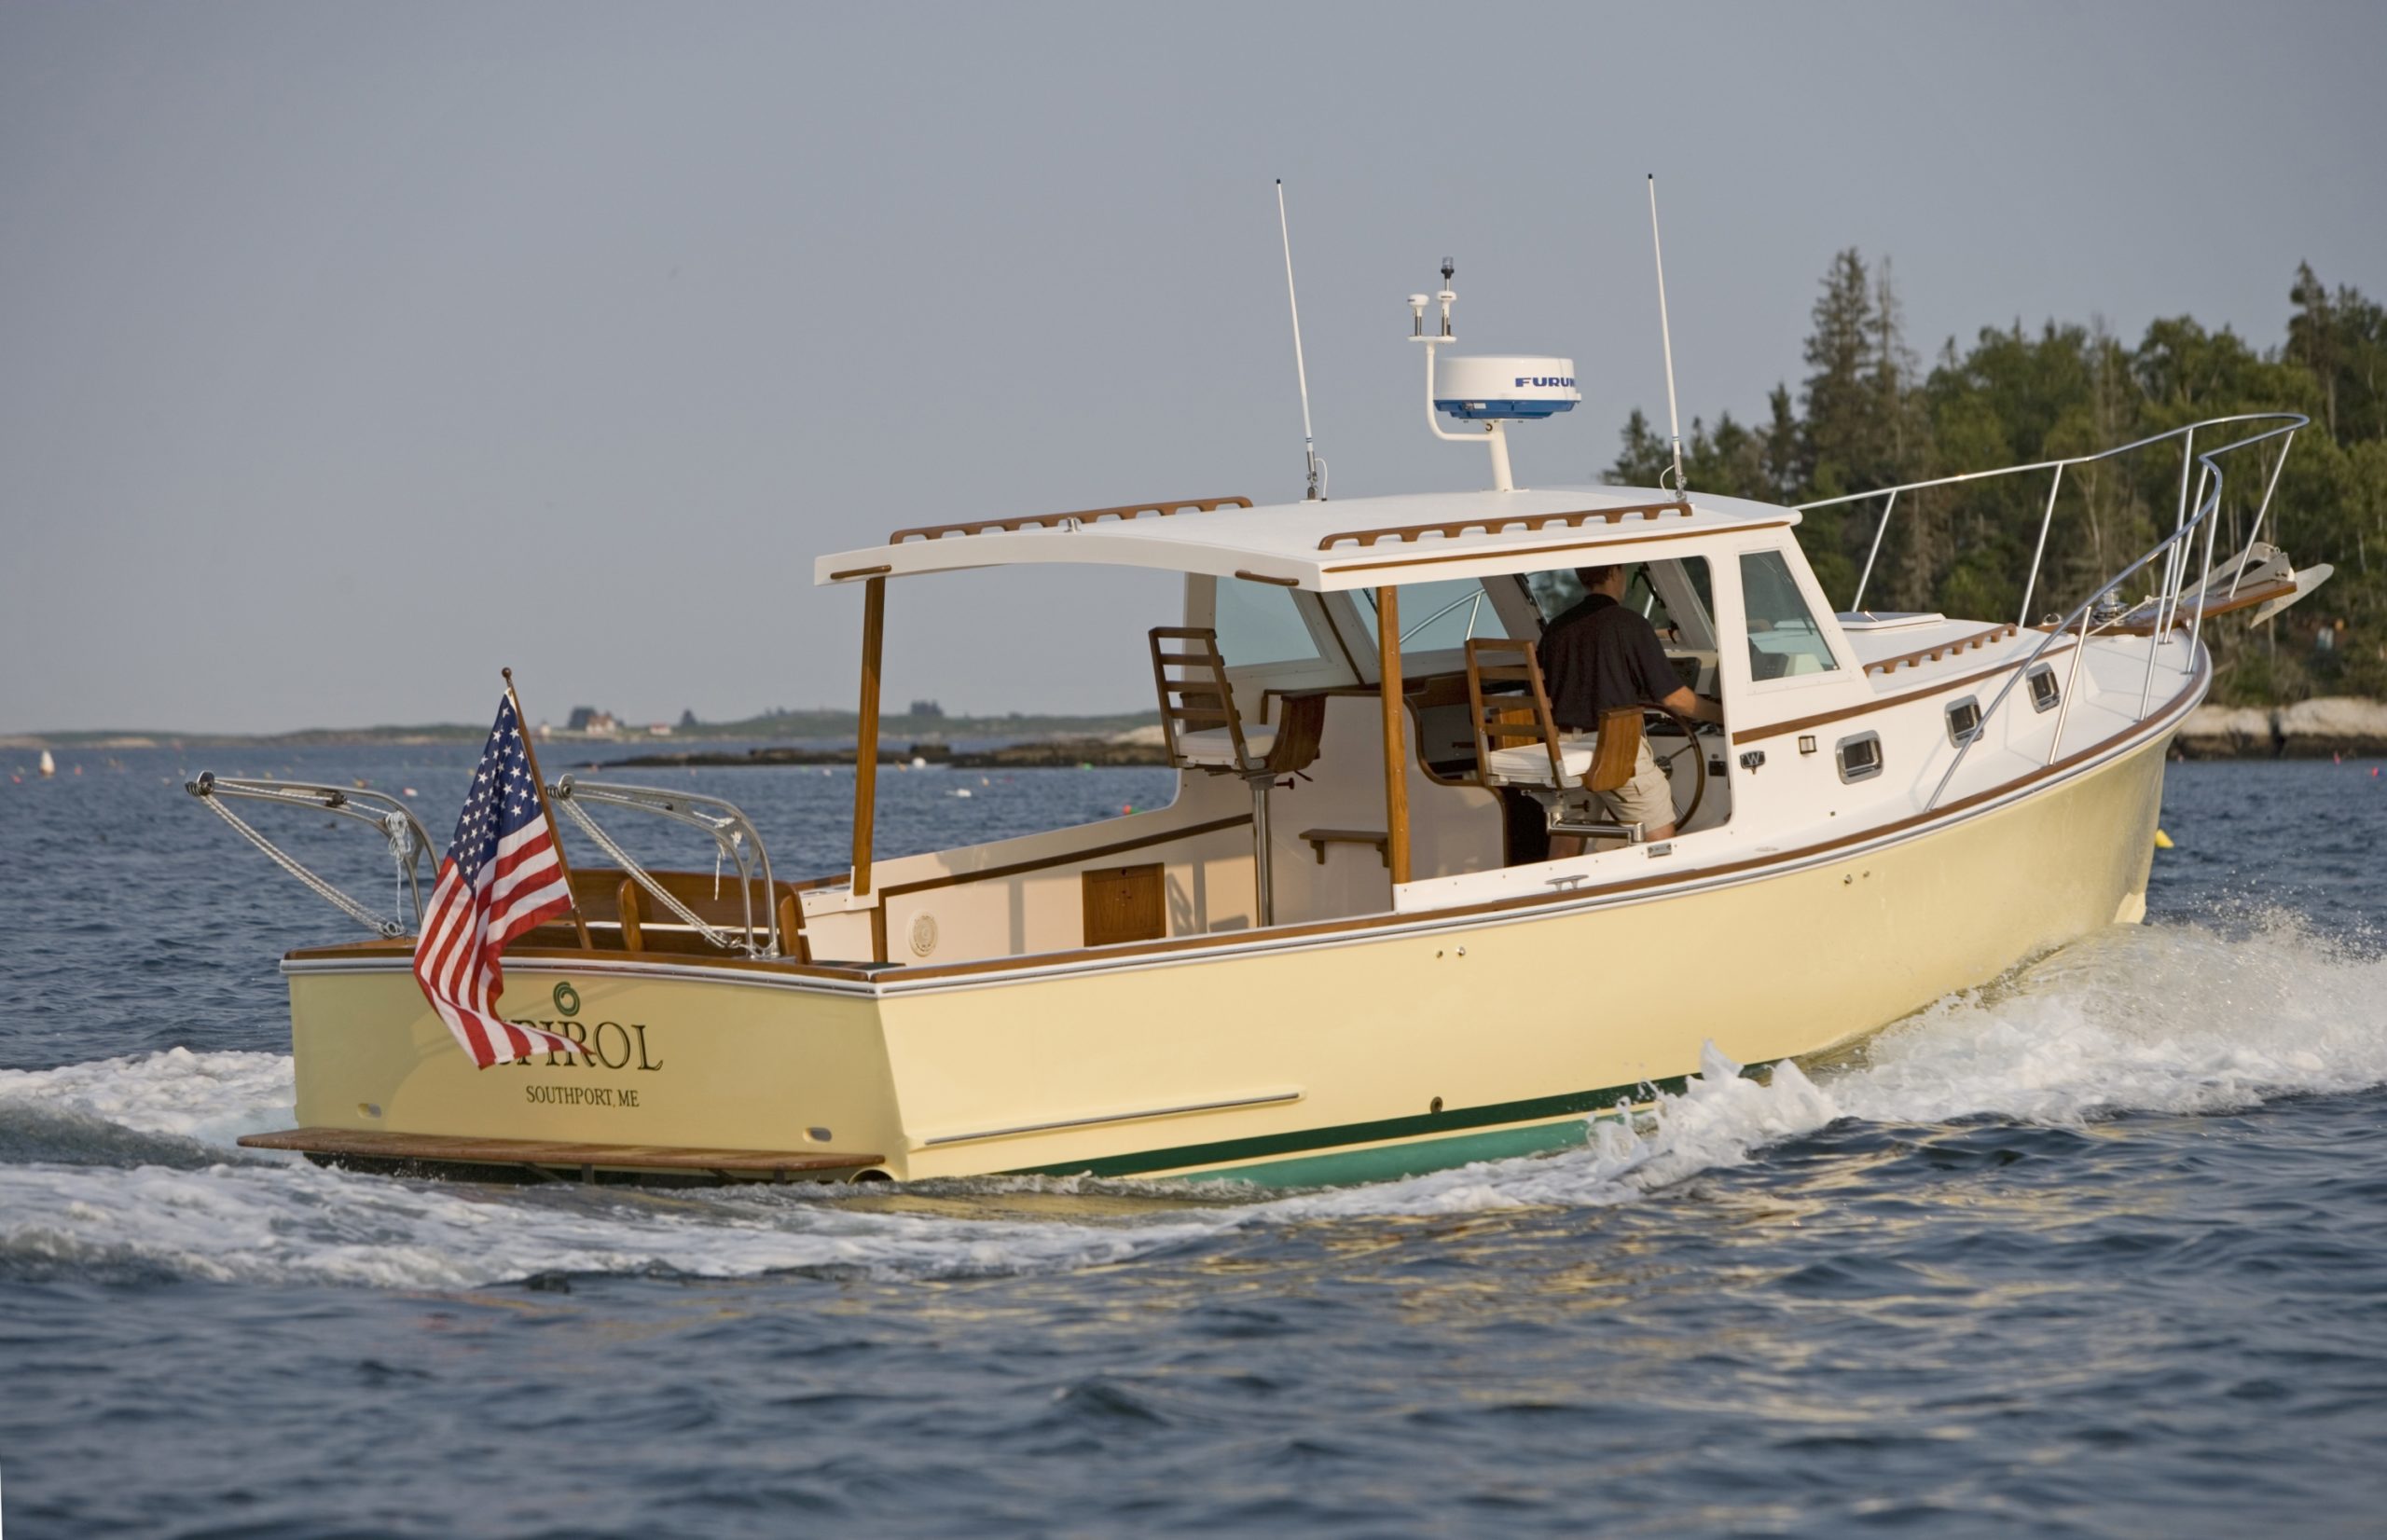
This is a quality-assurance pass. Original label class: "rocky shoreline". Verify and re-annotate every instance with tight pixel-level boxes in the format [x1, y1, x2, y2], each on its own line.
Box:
[600, 704, 2387, 768]
[21, 704, 2379, 764]
[2173, 697, 2387, 759]
[602, 734, 1173, 770]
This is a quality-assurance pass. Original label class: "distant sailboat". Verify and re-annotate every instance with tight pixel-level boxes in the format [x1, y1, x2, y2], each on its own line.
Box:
[37, 749, 55, 777]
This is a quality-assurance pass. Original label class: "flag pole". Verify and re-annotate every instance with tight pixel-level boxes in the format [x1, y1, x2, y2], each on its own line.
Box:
[503, 667, 593, 950]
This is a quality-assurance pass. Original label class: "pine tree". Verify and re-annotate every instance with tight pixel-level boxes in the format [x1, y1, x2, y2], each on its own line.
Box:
[1801, 249, 1877, 501]
[2289, 264, 2387, 446]
[1869, 256, 1924, 474]
[2289, 263, 2339, 438]
[1606, 408, 1671, 488]
[1761, 385, 1801, 501]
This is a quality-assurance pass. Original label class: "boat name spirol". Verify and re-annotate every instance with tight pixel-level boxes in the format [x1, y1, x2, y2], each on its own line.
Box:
[501, 1018, 665, 1072]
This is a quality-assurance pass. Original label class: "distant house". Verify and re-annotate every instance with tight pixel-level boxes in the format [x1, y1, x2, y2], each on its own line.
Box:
[908, 699, 945, 719]
[648, 722, 673, 736]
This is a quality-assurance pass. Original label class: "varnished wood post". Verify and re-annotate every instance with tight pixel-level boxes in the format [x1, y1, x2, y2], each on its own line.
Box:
[616, 878, 645, 954]
[1376, 587, 1410, 887]
[504, 667, 592, 949]
[776, 890, 807, 963]
[852, 576, 886, 900]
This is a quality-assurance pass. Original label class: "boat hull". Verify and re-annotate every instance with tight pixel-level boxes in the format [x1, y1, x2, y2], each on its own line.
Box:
[272, 721, 2169, 1186]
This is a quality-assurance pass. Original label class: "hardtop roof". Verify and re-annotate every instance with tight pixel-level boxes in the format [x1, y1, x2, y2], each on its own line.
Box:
[813, 484, 1802, 592]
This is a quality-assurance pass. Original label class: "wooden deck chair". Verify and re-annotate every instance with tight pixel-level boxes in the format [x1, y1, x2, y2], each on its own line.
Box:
[1146, 626, 1292, 924]
[1149, 626, 1276, 773]
[1585, 707, 1644, 794]
[1462, 639, 1580, 791]
[1461, 639, 1648, 845]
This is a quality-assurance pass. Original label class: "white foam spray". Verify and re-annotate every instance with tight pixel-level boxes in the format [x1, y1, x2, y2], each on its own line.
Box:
[0, 1047, 294, 1147]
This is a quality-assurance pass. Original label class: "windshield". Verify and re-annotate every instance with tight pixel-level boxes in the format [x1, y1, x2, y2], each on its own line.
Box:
[1740, 549, 1841, 678]
[1524, 561, 1714, 644]
[1353, 578, 1514, 653]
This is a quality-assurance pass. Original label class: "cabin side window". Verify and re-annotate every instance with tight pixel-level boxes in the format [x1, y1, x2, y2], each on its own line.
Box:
[1212, 575, 1327, 667]
[2028, 665, 2062, 713]
[1739, 550, 1842, 680]
[1946, 696, 1983, 747]
[1837, 732, 1883, 782]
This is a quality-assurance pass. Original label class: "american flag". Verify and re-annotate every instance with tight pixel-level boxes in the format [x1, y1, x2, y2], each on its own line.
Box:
[411, 695, 589, 1067]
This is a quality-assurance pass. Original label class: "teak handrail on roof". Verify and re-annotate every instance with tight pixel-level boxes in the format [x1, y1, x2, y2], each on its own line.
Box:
[1863, 623, 2020, 677]
[890, 496, 1252, 545]
[1316, 499, 1692, 552]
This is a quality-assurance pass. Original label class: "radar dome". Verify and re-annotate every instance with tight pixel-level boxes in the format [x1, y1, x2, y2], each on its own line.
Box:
[1433, 355, 1580, 420]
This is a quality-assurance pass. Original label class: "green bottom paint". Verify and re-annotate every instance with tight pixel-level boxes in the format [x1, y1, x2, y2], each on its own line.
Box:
[1005, 1065, 1773, 1188]
[1182, 1115, 1597, 1188]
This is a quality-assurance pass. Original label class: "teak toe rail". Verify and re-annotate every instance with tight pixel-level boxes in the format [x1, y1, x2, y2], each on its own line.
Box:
[890, 496, 1252, 544]
[1317, 499, 1692, 551]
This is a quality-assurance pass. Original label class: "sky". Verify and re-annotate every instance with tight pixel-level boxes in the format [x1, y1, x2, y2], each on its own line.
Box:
[4, 0, 2382, 734]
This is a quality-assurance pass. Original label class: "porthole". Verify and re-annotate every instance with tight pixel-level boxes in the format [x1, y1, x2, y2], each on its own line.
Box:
[1945, 696, 1983, 748]
[1836, 732, 1883, 783]
[2027, 665, 2061, 713]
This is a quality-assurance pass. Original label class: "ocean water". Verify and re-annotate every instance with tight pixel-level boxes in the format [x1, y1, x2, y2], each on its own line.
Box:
[1, 745, 2383, 1537]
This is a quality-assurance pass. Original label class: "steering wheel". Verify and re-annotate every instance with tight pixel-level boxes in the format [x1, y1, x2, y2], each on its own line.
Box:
[1640, 706, 1711, 832]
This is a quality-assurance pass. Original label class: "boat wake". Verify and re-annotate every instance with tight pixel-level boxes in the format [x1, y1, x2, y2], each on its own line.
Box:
[3, 913, 2380, 1290]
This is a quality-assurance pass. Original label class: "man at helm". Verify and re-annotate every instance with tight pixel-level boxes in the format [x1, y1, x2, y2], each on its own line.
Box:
[1537, 564, 1722, 847]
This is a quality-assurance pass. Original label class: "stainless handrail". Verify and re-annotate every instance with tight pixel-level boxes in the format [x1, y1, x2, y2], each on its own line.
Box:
[1799, 412, 2306, 618]
[547, 777, 781, 956]
[1902, 413, 2308, 811]
[185, 773, 437, 936]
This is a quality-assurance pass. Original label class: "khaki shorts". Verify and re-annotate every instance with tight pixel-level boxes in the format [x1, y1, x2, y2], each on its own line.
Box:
[1593, 738, 1675, 832]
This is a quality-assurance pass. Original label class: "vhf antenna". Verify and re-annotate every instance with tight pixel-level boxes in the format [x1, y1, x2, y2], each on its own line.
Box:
[1647, 173, 1689, 495]
[1276, 179, 1325, 501]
